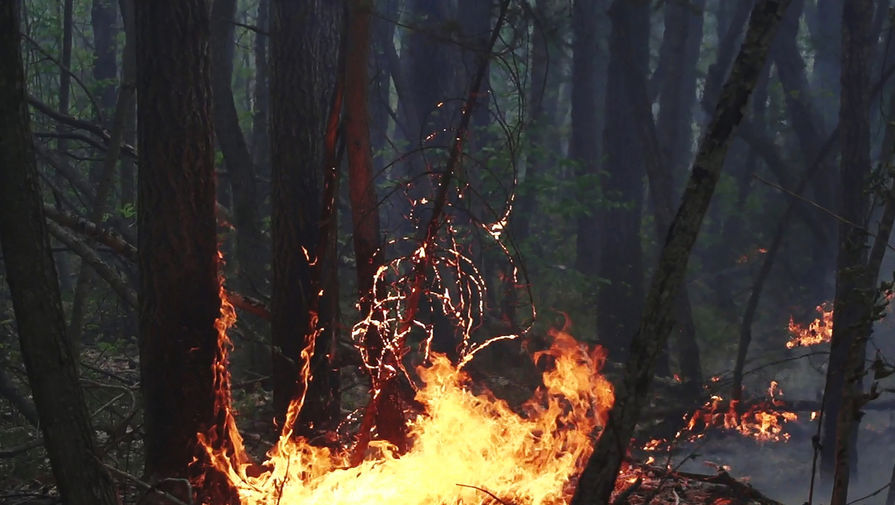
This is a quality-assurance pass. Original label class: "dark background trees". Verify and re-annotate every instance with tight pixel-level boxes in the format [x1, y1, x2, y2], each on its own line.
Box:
[2, 0, 895, 504]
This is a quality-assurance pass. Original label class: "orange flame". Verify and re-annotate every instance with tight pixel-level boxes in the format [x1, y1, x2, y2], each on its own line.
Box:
[201, 325, 613, 505]
[786, 303, 833, 348]
[683, 381, 798, 443]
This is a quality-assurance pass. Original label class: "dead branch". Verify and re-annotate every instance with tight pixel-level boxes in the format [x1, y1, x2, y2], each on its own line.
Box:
[103, 464, 194, 505]
[0, 439, 43, 459]
[45, 220, 138, 308]
[43, 205, 137, 262]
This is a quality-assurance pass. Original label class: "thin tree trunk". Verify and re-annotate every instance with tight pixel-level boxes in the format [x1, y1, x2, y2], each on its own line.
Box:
[571, 0, 602, 278]
[571, 2, 790, 503]
[344, 0, 408, 453]
[0, 4, 119, 504]
[68, 12, 136, 349]
[210, 0, 265, 295]
[828, 0, 875, 502]
[594, 0, 648, 361]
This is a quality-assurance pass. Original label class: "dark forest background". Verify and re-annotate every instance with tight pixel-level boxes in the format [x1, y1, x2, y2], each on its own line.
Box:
[1, 0, 895, 504]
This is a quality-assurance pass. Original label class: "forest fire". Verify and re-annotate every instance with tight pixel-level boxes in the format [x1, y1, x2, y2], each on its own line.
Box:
[200, 295, 614, 505]
[786, 303, 833, 348]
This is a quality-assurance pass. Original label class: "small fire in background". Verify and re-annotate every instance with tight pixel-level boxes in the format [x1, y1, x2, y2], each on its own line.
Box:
[641, 380, 800, 454]
[786, 303, 833, 349]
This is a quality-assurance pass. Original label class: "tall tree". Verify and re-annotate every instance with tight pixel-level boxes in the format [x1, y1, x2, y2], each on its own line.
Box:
[825, 0, 875, 498]
[571, 0, 603, 280]
[270, 0, 343, 434]
[594, 0, 649, 360]
[0, 3, 119, 504]
[135, 1, 233, 500]
[571, 1, 790, 502]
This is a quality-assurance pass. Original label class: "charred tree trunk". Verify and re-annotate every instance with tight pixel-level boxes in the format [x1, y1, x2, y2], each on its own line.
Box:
[134, 1, 234, 501]
[270, 0, 343, 434]
[0, 4, 119, 504]
[570, 1, 790, 503]
[827, 0, 875, 501]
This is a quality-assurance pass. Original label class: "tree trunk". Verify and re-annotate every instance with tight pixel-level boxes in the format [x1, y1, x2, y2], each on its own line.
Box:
[134, 1, 234, 501]
[594, 0, 648, 361]
[653, 0, 707, 391]
[570, 2, 790, 503]
[827, 0, 875, 502]
[571, 0, 603, 279]
[270, 0, 343, 434]
[344, 0, 410, 452]
[0, 4, 119, 504]
[210, 0, 266, 296]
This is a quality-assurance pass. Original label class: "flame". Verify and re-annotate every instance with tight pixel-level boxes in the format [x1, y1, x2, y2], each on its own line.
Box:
[683, 381, 798, 443]
[201, 326, 613, 505]
[786, 303, 833, 348]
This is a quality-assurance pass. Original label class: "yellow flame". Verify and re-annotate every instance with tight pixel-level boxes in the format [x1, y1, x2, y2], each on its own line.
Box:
[201, 327, 613, 505]
[786, 304, 833, 349]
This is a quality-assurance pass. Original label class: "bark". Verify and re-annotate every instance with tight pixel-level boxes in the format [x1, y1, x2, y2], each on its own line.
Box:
[270, 0, 343, 433]
[211, 0, 266, 295]
[828, 0, 875, 502]
[134, 1, 234, 501]
[0, 4, 119, 504]
[570, 2, 790, 503]
[594, 0, 648, 360]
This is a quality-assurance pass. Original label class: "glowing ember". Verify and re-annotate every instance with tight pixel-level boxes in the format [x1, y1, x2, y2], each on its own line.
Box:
[200, 325, 614, 505]
[786, 303, 833, 348]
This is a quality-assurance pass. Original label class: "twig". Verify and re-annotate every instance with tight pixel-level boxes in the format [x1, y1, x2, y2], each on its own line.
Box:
[753, 174, 895, 253]
[20, 33, 103, 122]
[610, 477, 642, 505]
[103, 464, 194, 505]
[456, 484, 515, 505]
[846, 482, 891, 505]
[0, 439, 43, 458]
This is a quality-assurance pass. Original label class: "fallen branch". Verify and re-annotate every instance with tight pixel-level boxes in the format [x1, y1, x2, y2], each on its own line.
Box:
[0, 439, 43, 458]
[103, 464, 193, 505]
[43, 205, 137, 262]
[45, 220, 137, 308]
